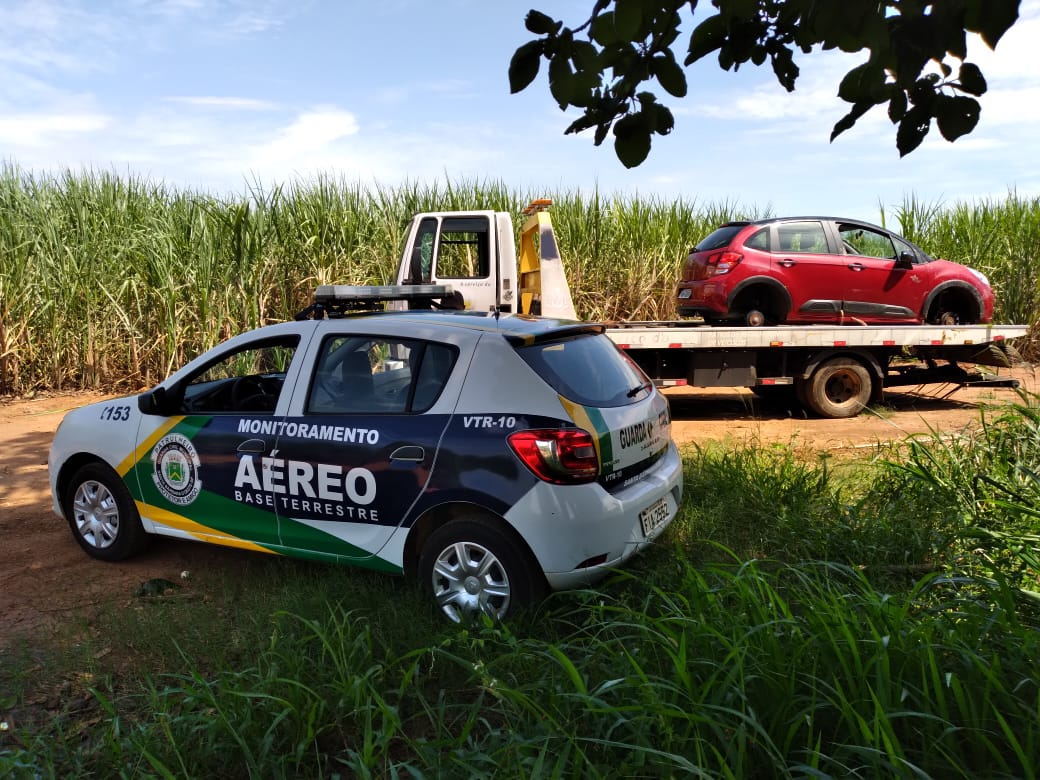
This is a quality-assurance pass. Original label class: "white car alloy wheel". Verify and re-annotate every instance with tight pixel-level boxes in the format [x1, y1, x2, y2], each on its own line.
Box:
[419, 518, 544, 624]
[431, 539, 512, 623]
[73, 478, 121, 549]
[63, 462, 147, 561]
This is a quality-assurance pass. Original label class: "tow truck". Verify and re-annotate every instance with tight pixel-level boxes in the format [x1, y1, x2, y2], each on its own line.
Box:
[386, 200, 1027, 419]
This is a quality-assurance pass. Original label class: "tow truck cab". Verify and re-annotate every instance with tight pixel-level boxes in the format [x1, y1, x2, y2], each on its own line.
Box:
[391, 200, 576, 320]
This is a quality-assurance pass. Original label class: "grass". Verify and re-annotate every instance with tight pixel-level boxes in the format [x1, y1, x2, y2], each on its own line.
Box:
[1, 167, 1038, 394]
[3, 394, 1040, 777]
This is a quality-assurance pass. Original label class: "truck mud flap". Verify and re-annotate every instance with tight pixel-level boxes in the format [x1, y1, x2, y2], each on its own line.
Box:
[688, 351, 757, 387]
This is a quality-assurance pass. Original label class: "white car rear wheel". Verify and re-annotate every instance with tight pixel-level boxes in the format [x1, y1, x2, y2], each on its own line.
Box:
[419, 517, 543, 623]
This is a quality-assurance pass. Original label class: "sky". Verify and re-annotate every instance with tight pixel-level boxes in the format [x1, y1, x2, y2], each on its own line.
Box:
[2, 0, 1038, 222]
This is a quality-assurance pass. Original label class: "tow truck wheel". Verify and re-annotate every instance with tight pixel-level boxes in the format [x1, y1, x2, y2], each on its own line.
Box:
[804, 357, 873, 418]
[419, 517, 544, 623]
[63, 462, 148, 561]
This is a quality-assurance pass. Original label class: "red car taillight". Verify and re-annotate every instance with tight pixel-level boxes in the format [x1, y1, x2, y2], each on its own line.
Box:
[706, 250, 743, 276]
[508, 429, 599, 484]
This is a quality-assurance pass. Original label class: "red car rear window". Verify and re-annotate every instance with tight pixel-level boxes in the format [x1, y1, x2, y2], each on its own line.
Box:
[694, 224, 746, 252]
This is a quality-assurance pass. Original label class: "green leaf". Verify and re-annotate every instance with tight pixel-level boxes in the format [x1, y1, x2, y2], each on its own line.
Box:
[651, 52, 687, 98]
[718, 45, 735, 71]
[814, 0, 850, 48]
[887, 89, 907, 122]
[770, 45, 799, 92]
[935, 94, 980, 141]
[958, 62, 987, 96]
[964, 0, 1020, 48]
[508, 40, 545, 93]
[591, 11, 619, 46]
[567, 70, 603, 107]
[830, 100, 873, 141]
[613, 0, 644, 41]
[524, 10, 560, 36]
[548, 54, 574, 108]
[652, 104, 675, 135]
[685, 13, 727, 65]
[614, 123, 652, 168]
[909, 76, 939, 107]
[565, 113, 598, 136]
[571, 40, 600, 73]
[721, 0, 756, 22]
[837, 62, 885, 103]
[652, 9, 682, 48]
[613, 112, 641, 138]
[896, 104, 932, 156]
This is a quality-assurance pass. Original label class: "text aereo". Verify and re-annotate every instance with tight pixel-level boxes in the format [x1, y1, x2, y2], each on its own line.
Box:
[234, 454, 376, 504]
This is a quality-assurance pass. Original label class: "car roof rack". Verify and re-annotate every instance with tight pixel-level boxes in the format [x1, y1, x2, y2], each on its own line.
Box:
[295, 284, 457, 320]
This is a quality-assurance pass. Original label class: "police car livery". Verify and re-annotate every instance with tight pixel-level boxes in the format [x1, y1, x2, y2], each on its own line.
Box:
[49, 286, 683, 622]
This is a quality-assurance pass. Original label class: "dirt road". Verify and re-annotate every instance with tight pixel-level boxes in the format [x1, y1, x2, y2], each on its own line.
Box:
[2, 369, 1034, 648]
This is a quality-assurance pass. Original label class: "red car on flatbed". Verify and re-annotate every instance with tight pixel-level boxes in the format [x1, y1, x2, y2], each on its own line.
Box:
[675, 217, 994, 326]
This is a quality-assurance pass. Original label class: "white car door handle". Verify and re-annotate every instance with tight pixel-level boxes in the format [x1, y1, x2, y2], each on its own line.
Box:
[237, 439, 266, 453]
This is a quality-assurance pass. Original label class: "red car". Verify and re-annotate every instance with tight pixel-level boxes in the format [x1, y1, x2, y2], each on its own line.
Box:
[675, 217, 994, 326]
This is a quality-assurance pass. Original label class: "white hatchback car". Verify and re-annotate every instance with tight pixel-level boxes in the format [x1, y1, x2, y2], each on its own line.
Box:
[49, 287, 683, 621]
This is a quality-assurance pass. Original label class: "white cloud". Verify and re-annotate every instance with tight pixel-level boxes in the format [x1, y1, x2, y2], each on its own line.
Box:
[0, 112, 109, 146]
[257, 107, 360, 155]
[696, 80, 845, 123]
[165, 96, 279, 110]
[235, 107, 365, 183]
[140, 0, 301, 38]
[976, 86, 1040, 125]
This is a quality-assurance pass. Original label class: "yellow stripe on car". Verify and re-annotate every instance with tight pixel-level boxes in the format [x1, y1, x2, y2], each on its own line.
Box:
[557, 395, 602, 463]
[116, 416, 185, 477]
[136, 501, 278, 554]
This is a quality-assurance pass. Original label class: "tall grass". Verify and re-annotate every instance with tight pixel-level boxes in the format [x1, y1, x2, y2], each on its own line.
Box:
[3, 166, 1037, 394]
[4, 567, 1037, 777]
[869, 389, 1040, 593]
[4, 398, 1040, 776]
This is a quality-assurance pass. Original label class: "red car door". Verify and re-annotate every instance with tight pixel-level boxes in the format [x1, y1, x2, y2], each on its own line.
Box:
[837, 222, 927, 322]
[769, 220, 849, 322]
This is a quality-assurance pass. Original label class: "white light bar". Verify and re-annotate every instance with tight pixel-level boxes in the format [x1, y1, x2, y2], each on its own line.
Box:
[314, 284, 453, 302]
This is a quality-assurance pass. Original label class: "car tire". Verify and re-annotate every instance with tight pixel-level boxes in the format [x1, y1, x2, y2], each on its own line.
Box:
[745, 309, 767, 327]
[418, 517, 545, 623]
[63, 462, 148, 561]
[804, 358, 873, 418]
[925, 289, 979, 325]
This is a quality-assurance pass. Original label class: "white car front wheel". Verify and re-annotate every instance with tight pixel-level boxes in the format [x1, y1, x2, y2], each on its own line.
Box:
[64, 462, 148, 561]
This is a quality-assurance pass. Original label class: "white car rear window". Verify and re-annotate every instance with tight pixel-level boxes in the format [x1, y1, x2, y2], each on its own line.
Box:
[516, 334, 650, 407]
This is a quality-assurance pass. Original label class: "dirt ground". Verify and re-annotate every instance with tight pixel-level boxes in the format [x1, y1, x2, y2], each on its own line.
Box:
[1, 366, 1035, 650]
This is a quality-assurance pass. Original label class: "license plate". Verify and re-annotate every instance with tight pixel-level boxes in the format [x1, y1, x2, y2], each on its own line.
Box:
[639, 496, 670, 537]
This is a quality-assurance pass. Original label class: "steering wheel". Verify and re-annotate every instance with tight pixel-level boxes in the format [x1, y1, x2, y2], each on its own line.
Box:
[231, 375, 276, 411]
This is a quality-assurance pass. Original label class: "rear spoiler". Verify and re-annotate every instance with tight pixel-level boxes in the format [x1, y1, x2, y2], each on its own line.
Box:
[503, 323, 606, 347]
